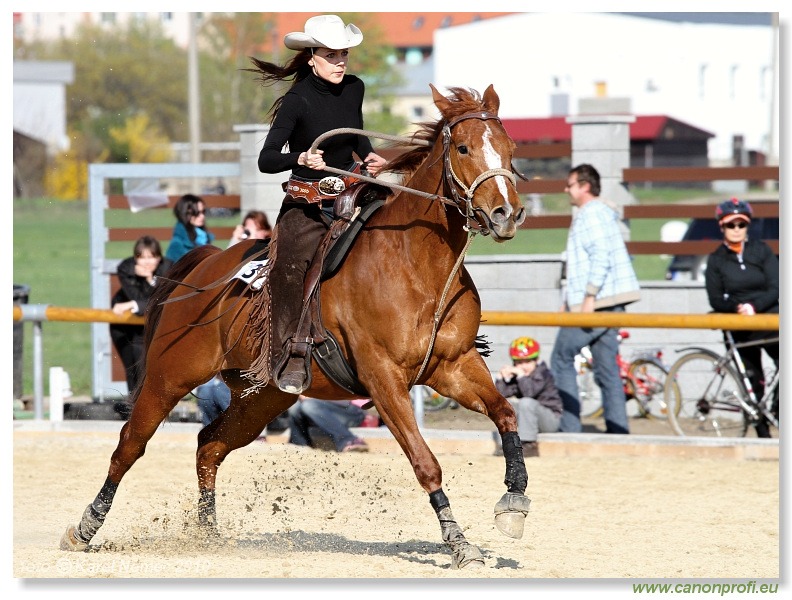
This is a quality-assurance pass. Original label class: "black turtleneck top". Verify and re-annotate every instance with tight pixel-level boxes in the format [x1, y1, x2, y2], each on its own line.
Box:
[258, 73, 374, 180]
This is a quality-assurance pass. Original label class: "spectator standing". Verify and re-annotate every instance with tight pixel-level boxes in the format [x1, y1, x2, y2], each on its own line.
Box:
[493, 337, 563, 457]
[705, 198, 779, 437]
[110, 236, 173, 414]
[550, 164, 640, 434]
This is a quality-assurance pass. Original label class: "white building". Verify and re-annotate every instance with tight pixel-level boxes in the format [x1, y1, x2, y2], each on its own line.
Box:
[433, 12, 778, 163]
[14, 12, 193, 48]
[13, 60, 74, 153]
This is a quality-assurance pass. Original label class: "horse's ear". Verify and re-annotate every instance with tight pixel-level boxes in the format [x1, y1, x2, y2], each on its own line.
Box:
[430, 84, 452, 115]
[482, 84, 500, 115]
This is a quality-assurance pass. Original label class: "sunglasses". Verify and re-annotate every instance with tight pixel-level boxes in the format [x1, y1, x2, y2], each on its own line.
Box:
[191, 209, 206, 216]
[723, 221, 748, 230]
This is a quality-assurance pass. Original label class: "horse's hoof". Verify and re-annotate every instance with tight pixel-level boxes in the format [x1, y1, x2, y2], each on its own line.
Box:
[494, 492, 531, 539]
[59, 525, 88, 552]
[452, 543, 484, 570]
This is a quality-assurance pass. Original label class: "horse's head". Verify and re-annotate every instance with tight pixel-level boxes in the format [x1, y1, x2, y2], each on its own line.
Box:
[430, 84, 526, 241]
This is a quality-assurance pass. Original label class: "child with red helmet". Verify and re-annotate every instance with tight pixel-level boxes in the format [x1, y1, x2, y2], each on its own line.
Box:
[493, 336, 563, 457]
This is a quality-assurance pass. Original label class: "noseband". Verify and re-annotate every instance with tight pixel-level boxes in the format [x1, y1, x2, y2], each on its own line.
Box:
[441, 111, 518, 234]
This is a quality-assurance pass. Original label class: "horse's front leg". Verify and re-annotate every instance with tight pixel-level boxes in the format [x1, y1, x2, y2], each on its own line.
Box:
[428, 353, 531, 539]
[60, 376, 192, 551]
[363, 375, 484, 569]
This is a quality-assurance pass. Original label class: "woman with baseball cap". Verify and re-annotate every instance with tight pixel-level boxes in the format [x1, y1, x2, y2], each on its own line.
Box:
[246, 15, 387, 394]
[705, 198, 779, 436]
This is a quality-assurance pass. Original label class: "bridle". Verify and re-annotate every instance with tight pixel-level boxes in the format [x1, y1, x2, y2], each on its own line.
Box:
[308, 112, 522, 236]
[440, 110, 518, 235]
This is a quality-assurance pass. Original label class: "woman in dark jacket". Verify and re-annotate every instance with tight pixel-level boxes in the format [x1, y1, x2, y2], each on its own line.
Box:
[110, 236, 173, 403]
[705, 198, 779, 436]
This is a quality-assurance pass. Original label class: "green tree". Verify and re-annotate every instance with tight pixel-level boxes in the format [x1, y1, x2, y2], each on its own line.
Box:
[21, 20, 189, 143]
[198, 13, 278, 142]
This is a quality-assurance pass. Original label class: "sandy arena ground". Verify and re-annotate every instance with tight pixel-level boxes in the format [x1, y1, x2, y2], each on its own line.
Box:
[12, 424, 780, 583]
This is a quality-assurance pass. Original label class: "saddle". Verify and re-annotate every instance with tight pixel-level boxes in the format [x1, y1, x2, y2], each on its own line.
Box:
[272, 181, 388, 396]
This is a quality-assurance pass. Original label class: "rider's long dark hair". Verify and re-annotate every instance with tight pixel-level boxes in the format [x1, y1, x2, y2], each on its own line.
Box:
[245, 49, 313, 123]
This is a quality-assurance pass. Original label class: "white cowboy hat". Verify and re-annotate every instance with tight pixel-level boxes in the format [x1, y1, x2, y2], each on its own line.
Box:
[284, 15, 363, 50]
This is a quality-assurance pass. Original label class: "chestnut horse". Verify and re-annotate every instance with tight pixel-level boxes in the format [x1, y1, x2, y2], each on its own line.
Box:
[61, 84, 531, 569]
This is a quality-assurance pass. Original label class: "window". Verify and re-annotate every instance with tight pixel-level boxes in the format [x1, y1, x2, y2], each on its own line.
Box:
[413, 16, 424, 29]
[405, 48, 423, 65]
[440, 16, 452, 27]
[100, 13, 116, 24]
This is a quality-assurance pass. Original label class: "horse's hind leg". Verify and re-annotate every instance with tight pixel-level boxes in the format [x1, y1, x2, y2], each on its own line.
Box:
[194, 375, 296, 533]
[60, 375, 194, 551]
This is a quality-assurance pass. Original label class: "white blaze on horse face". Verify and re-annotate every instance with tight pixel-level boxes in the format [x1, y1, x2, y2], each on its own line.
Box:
[482, 125, 510, 199]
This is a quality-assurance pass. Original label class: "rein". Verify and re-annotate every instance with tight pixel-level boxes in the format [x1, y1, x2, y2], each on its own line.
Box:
[309, 129, 457, 206]
[412, 229, 477, 386]
[310, 114, 520, 230]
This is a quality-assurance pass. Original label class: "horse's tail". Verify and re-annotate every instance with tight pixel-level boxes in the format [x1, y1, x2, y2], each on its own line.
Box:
[130, 245, 222, 403]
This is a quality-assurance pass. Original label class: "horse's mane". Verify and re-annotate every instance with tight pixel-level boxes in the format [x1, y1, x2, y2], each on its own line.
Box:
[384, 87, 486, 178]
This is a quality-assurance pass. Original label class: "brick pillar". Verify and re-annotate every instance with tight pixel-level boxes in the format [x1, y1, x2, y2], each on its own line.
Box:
[234, 123, 284, 227]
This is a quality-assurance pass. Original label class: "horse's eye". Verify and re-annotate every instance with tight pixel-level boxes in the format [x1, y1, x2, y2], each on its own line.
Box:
[457, 145, 468, 155]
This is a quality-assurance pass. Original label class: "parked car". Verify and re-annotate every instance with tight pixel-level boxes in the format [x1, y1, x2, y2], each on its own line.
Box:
[666, 217, 779, 281]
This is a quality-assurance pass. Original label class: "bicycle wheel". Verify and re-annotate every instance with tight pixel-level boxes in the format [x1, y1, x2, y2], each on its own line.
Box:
[627, 358, 674, 420]
[665, 351, 749, 437]
[577, 366, 603, 418]
[422, 388, 455, 412]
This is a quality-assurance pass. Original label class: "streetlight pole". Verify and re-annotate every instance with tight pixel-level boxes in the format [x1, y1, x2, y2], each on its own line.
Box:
[188, 12, 201, 171]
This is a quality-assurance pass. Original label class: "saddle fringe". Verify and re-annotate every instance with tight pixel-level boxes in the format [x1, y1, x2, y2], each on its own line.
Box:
[239, 233, 278, 396]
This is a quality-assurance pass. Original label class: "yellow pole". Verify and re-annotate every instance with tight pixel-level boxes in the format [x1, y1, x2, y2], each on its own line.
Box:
[13, 305, 145, 325]
[480, 311, 779, 331]
[13, 305, 778, 331]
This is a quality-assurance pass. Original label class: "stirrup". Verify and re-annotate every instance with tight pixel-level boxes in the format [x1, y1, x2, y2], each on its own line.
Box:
[276, 370, 308, 395]
[274, 351, 312, 395]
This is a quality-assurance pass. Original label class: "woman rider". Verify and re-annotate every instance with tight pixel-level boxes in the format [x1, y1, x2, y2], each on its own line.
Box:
[249, 15, 387, 394]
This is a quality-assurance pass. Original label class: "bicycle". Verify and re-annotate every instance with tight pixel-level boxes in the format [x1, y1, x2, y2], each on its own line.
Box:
[664, 331, 779, 438]
[413, 386, 459, 412]
[577, 329, 674, 420]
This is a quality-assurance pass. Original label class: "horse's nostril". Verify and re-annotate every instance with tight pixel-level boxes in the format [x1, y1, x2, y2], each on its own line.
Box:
[491, 207, 508, 225]
[514, 207, 527, 226]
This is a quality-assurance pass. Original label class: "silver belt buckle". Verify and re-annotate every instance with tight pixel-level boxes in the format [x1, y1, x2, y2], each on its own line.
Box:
[318, 176, 346, 196]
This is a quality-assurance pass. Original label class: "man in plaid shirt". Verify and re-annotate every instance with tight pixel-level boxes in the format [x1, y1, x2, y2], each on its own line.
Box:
[550, 164, 640, 434]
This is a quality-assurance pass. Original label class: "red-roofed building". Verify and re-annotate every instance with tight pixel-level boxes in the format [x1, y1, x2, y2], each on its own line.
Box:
[502, 115, 715, 171]
[265, 13, 514, 54]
